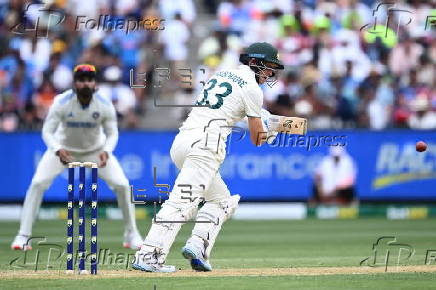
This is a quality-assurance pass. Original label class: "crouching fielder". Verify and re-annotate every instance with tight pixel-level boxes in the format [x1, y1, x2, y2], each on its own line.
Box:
[132, 42, 284, 273]
[11, 64, 142, 251]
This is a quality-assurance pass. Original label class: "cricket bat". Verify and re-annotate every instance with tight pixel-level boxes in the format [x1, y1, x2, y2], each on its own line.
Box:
[269, 115, 308, 135]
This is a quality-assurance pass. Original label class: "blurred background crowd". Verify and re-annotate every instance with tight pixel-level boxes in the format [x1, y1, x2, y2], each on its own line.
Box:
[0, 0, 434, 131]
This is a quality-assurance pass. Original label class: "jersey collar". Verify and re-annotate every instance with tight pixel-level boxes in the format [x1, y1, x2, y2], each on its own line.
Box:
[239, 64, 255, 76]
[239, 64, 257, 84]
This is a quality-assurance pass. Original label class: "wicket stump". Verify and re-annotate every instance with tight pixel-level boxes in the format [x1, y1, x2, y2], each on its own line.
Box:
[67, 162, 98, 275]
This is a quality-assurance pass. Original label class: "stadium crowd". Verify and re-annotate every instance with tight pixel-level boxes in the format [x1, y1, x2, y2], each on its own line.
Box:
[0, 0, 434, 131]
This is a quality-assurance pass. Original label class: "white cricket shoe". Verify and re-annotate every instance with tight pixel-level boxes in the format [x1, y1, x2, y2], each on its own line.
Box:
[131, 249, 176, 273]
[182, 236, 212, 271]
[123, 230, 143, 250]
[11, 235, 33, 251]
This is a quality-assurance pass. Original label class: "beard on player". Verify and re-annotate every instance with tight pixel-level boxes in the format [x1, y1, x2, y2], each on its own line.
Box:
[76, 84, 95, 104]
[72, 64, 97, 106]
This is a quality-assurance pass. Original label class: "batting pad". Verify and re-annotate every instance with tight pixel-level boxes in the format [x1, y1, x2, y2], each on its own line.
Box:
[192, 194, 240, 258]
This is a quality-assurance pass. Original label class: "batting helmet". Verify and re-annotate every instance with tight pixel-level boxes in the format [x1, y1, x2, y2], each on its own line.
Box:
[239, 42, 284, 69]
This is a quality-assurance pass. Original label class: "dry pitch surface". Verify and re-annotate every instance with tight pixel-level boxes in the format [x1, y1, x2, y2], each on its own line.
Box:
[2, 265, 436, 279]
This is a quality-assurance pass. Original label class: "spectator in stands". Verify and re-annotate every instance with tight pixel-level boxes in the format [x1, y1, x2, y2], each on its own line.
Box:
[103, 24, 146, 84]
[242, 7, 281, 46]
[198, 27, 240, 69]
[159, 12, 190, 71]
[19, 36, 51, 75]
[359, 66, 394, 129]
[408, 97, 436, 129]
[334, 75, 355, 128]
[416, 54, 435, 87]
[299, 82, 333, 129]
[98, 65, 138, 128]
[18, 102, 43, 131]
[0, 93, 19, 132]
[264, 70, 302, 116]
[311, 146, 357, 206]
[43, 53, 73, 92]
[392, 93, 411, 129]
[34, 79, 57, 118]
[399, 69, 426, 107]
[276, 15, 313, 66]
[366, 87, 390, 129]
[218, 0, 254, 36]
[339, 61, 360, 113]
[159, 0, 196, 25]
[66, 0, 107, 19]
[389, 37, 423, 77]
[7, 58, 34, 109]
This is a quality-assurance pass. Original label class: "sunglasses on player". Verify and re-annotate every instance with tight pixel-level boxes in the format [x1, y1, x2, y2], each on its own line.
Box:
[73, 64, 96, 73]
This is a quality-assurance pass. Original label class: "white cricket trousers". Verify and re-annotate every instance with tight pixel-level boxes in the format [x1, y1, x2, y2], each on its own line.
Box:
[169, 129, 230, 203]
[18, 149, 138, 236]
[142, 129, 233, 261]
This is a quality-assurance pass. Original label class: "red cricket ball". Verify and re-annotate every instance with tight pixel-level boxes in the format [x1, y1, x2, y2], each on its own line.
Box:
[416, 141, 427, 152]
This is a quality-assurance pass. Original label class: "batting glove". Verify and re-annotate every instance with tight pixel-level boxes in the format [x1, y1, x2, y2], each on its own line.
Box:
[261, 108, 279, 144]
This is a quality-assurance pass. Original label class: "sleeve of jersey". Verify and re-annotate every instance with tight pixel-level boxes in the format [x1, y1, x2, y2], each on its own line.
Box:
[42, 100, 63, 152]
[242, 85, 263, 118]
[102, 104, 119, 153]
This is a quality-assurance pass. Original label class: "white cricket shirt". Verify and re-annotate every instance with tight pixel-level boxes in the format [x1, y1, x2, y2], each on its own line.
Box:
[42, 89, 118, 153]
[180, 64, 263, 138]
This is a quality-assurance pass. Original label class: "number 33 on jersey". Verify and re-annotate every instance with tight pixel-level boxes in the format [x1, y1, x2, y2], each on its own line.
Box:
[183, 65, 264, 131]
[195, 78, 232, 109]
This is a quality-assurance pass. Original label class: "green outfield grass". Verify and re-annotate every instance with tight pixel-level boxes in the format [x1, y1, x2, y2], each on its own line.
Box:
[1, 218, 435, 289]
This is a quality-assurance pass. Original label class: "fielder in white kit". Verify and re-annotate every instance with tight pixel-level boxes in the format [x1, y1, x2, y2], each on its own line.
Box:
[11, 64, 143, 250]
[132, 42, 284, 272]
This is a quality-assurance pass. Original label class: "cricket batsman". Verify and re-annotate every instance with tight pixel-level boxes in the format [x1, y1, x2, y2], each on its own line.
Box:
[11, 64, 143, 250]
[132, 42, 285, 272]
